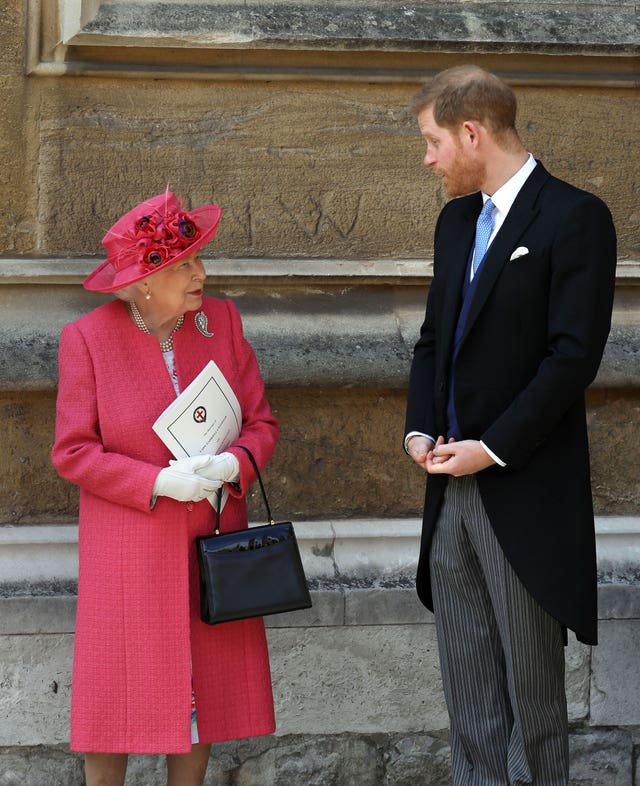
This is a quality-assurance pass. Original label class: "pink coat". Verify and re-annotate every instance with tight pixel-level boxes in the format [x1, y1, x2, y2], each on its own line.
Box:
[52, 296, 279, 753]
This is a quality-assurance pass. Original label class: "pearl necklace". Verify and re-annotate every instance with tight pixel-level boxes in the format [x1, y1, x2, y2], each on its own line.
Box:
[128, 301, 184, 353]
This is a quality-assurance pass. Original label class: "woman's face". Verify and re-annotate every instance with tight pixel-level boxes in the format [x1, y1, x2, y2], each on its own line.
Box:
[142, 252, 206, 318]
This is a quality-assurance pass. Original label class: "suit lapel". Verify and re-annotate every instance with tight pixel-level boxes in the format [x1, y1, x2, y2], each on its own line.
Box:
[460, 162, 550, 346]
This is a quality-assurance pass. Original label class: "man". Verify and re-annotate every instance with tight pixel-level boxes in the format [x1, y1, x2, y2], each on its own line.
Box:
[404, 66, 616, 783]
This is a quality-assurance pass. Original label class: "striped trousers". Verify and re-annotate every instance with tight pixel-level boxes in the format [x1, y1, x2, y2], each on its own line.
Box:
[429, 476, 568, 785]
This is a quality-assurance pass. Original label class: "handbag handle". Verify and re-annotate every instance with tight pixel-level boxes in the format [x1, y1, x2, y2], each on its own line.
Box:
[214, 445, 275, 533]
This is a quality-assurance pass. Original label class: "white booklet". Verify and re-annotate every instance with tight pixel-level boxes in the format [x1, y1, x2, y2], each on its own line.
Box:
[152, 360, 242, 509]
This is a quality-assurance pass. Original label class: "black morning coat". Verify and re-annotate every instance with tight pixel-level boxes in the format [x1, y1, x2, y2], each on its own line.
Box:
[405, 162, 617, 645]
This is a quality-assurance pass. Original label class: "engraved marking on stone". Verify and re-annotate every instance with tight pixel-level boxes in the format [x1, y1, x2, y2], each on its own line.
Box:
[277, 193, 362, 239]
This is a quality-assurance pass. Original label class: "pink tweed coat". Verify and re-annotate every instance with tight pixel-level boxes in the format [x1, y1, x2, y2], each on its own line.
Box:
[52, 296, 279, 753]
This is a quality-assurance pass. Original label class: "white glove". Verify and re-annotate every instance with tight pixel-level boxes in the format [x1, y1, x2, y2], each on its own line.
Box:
[153, 455, 222, 503]
[188, 452, 240, 484]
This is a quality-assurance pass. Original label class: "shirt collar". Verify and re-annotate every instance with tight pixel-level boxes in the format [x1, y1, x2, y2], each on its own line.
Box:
[482, 153, 537, 218]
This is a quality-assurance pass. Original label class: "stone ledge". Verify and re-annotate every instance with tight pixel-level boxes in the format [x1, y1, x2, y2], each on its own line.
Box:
[2, 257, 640, 285]
[58, 1, 640, 53]
[0, 588, 433, 635]
[1, 518, 638, 581]
[0, 518, 638, 634]
[1, 581, 638, 637]
[26, 2, 640, 89]
[0, 325, 637, 390]
[3, 517, 640, 581]
[1, 258, 638, 391]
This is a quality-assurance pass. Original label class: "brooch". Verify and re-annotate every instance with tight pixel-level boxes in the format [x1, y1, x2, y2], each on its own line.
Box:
[195, 312, 214, 338]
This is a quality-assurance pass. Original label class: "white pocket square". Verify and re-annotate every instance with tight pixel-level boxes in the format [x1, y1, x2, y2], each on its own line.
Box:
[509, 246, 529, 261]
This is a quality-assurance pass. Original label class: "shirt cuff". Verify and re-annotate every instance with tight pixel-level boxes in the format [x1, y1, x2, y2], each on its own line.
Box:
[480, 440, 506, 467]
[404, 431, 436, 455]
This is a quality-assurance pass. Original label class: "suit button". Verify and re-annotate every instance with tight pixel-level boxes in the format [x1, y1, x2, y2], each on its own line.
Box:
[186, 502, 194, 512]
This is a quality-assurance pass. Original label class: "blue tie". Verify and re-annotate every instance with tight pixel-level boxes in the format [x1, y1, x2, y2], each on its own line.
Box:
[472, 198, 495, 276]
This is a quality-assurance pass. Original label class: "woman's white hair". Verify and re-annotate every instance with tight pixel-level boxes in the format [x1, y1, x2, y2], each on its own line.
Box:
[113, 284, 140, 302]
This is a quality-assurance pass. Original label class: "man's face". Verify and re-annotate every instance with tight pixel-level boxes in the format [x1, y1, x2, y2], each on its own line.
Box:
[417, 105, 485, 197]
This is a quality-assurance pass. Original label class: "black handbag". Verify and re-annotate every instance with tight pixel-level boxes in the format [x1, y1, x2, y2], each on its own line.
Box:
[197, 446, 312, 625]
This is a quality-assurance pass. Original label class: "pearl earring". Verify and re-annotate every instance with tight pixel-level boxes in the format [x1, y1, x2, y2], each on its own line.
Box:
[145, 289, 151, 300]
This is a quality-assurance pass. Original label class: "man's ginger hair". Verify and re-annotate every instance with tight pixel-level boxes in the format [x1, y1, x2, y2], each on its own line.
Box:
[412, 66, 519, 143]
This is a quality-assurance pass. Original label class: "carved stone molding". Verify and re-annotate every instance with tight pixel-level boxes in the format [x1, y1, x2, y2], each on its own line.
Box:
[26, 1, 639, 86]
[0, 257, 638, 391]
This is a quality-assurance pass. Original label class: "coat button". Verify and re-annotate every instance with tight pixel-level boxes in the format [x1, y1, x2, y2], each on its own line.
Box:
[186, 502, 194, 512]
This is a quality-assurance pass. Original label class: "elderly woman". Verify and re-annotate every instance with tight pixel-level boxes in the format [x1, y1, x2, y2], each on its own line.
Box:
[52, 190, 279, 786]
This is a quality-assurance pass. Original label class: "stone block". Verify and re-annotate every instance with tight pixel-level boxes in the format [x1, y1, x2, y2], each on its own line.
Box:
[232, 736, 382, 786]
[569, 729, 633, 785]
[345, 587, 432, 626]
[268, 625, 447, 735]
[264, 589, 345, 628]
[383, 735, 451, 786]
[0, 525, 78, 585]
[0, 596, 77, 635]
[331, 520, 422, 581]
[265, 390, 427, 519]
[590, 619, 640, 726]
[598, 583, 640, 618]
[566, 638, 591, 722]
[588, 391, 640, 516]
[0, 634, 73, 745]
[0, 746, 83, 786]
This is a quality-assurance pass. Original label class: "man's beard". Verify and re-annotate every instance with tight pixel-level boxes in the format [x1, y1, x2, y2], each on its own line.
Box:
[439, 151, 486, 197]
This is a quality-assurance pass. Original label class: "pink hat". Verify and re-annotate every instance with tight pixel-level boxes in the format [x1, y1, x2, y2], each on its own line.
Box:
[84, 190, 222, 293]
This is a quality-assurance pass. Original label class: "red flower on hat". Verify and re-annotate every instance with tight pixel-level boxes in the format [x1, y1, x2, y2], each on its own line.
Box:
[143, 244, 172, 268]
[124, 208, 202, 271]
[136, 215, 157, 235]
[168, 212, 200, 243]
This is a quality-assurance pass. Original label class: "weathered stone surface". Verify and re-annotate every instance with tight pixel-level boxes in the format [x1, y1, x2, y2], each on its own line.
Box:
[598, 326, 640, 388]
[569, 729, 633, 785]
[566, 638, 591, 723]
[268, 625, 448, 735]
[590, 620, 640, 726]
[1, 272, 639, 393]
[0, 596, 77, 635]
[0, 634, 73, 746]
[225, 736, 383, 786]
[2, 80, 635, 260]
[0, 746, 83, 786]
[79, 1, 639, 52]
[0, 388, 431, 522]
[0, 590, 621, 748]
[0, 731, 635, 785]
[3, 385, 638, 523]
[587, 390, 640, 516]
[598, 583, 640, 618]
[345, 587, 431, 626]
[383, 734, 452, 785]
[0, 0, 26, 72]
[0, 392, 75, 524]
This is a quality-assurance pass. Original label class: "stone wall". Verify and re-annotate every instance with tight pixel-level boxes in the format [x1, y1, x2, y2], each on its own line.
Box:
[1, 0, 639, 782]
[2, 521, 640, 783]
